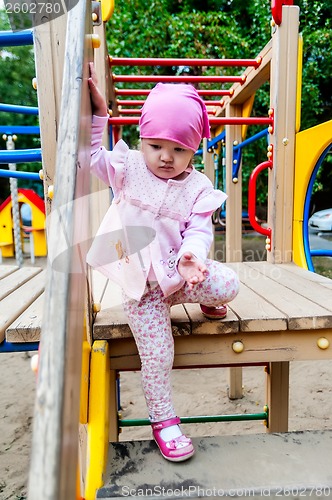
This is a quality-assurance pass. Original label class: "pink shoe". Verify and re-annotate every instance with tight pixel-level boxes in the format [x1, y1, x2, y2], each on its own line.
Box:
[151, 417, 195, 462]
[200, 304, 228, 319]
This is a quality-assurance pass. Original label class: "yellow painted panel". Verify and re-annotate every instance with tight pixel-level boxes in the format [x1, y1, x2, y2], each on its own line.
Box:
[101, 0, 114, 22]
[0, 191, 47, 256]
[293, 120, 332, 267]
[85, 341, 111, 500]
[241, 94, 255, 139]
[79, 340, 91, 424]
[296, 34, 303, 133]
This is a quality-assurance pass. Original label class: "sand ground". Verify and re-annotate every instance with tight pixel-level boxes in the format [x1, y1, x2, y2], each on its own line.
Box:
[1, 250, 332, 499]
[1, 351, 332, 499]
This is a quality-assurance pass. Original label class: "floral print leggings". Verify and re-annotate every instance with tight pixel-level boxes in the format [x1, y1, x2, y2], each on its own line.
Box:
[122, 259, 240, 422]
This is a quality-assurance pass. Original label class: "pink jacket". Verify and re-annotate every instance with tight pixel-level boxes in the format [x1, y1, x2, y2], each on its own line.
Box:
[87, 115, 227, 300]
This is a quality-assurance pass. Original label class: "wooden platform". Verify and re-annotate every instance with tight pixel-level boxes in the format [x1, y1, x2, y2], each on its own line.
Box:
[97, 429, 332, 499]
[0, 264, 46, 343]
[2, 260, 332, 432]
[93, 261, 332, 366]
[91, 261, 332, 433]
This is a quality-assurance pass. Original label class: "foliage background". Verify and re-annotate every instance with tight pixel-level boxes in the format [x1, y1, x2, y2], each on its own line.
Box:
[0, 0, 331, 210]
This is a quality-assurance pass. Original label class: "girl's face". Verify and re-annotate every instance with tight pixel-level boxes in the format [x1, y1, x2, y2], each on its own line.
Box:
[141, 138, 193, 181]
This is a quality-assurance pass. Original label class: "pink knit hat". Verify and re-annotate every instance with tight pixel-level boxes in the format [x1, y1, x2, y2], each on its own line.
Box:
[139, 83, 210, 152]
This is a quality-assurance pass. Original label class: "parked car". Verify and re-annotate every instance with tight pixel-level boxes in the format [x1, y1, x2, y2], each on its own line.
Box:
[308, 208, 332, 232]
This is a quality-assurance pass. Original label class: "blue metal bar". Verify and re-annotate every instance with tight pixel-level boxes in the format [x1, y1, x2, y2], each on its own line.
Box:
[195, 131, 225, 156]
[233, 128, 269, 152]
[0, 340, 39, 353]
[0, 149, 42, 163]
[0, 29, 34, 47]
[232, 128, 269, 179]
[0, 103, 39, 115]
[310, 250, 332, 257]
[303, 143, 332, 272]
[0, 125, 40, 135]
[0, 168, 41, 180]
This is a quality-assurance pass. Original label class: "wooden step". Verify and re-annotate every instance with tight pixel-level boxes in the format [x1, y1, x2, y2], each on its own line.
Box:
[97, 430, 332, 499]
[0, 268, 46, 342]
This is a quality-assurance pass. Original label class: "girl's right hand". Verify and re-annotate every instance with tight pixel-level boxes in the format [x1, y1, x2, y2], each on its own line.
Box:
[88, 62, 108, 117]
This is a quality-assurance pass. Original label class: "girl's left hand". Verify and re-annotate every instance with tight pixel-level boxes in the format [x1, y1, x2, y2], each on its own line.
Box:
[178, 252, 208, 290]
[88, 62, 108, 117]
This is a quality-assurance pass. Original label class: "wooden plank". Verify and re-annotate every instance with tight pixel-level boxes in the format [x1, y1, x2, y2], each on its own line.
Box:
[226, 280, 287, 332]
[170, 304, 191, 336]
[225, 103, 243, 263]
[184, 302, 239, 334]
[6, 293, 44, 343]
[0, 267, 42, 300]
[228, 262, 332, 330]
[107, 328, 332, 371]
[33, 15, 67, 216]
[0, 270, 46, 342]
[28, 2, 95, 498]
[247, 261, 332, 313]
[93, 304, 191, 340]
[94, 306, 132, 339]
[267, 7, 300, 263]
[0, 265, 18, 279]
[266, 361, 289, 433]
[281, 262, 332, 289]
[203, 142, 215, 260]
[221, 40, 272, 108]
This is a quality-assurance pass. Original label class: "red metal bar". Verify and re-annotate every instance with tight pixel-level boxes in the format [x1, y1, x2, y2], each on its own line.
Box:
[117, 100, 224, 107]
[118, 108, 217, 116]
[118, 109, 142, 115]
[110, 56, 262, 68]
[115, 89, 233, 97]
[248, 159, 273, 241]
[113, 74, 246, 84]
[117, 100, 145, 106]
[205, 101, 224, 107]
[109, 116, 273, 126]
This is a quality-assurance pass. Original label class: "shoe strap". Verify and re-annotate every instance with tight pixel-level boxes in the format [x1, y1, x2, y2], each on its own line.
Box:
[151, 416, 181, 431]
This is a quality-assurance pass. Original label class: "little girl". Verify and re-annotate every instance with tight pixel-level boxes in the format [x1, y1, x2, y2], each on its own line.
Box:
[87, 64, 239, 462]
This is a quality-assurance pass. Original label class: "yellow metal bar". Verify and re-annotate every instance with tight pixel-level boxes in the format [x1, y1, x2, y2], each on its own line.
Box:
[296, 34, 303, 133]
[241, 94, 255, 140]
[85, 340, 111, 500]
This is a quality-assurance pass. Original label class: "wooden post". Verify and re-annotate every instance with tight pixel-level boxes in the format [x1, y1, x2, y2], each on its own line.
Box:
[268, 6, 300, 263]
[90, 22, 112, 235]
[203, 138, 216, 259]
[265, 361, 289, 432]
[33, 16, 67, 216]
[86, 21, 113, 343]
[28, 1, 94, 498]
[225, 103, 243, 264]
[225, 103, 243, 399]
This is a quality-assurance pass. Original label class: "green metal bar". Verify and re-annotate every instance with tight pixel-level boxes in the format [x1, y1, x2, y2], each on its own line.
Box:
[119, 409, 268, 427]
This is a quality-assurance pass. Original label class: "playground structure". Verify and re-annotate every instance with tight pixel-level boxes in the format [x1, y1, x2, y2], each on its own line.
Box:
[0, 188, 47, 261]
[0, 42, 44, 265]
[0, 0, 332, 499]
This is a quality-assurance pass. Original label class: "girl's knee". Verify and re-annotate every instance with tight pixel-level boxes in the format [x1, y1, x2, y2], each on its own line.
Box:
[224, 267, 240, 301]
[206, 260, 240, 303]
